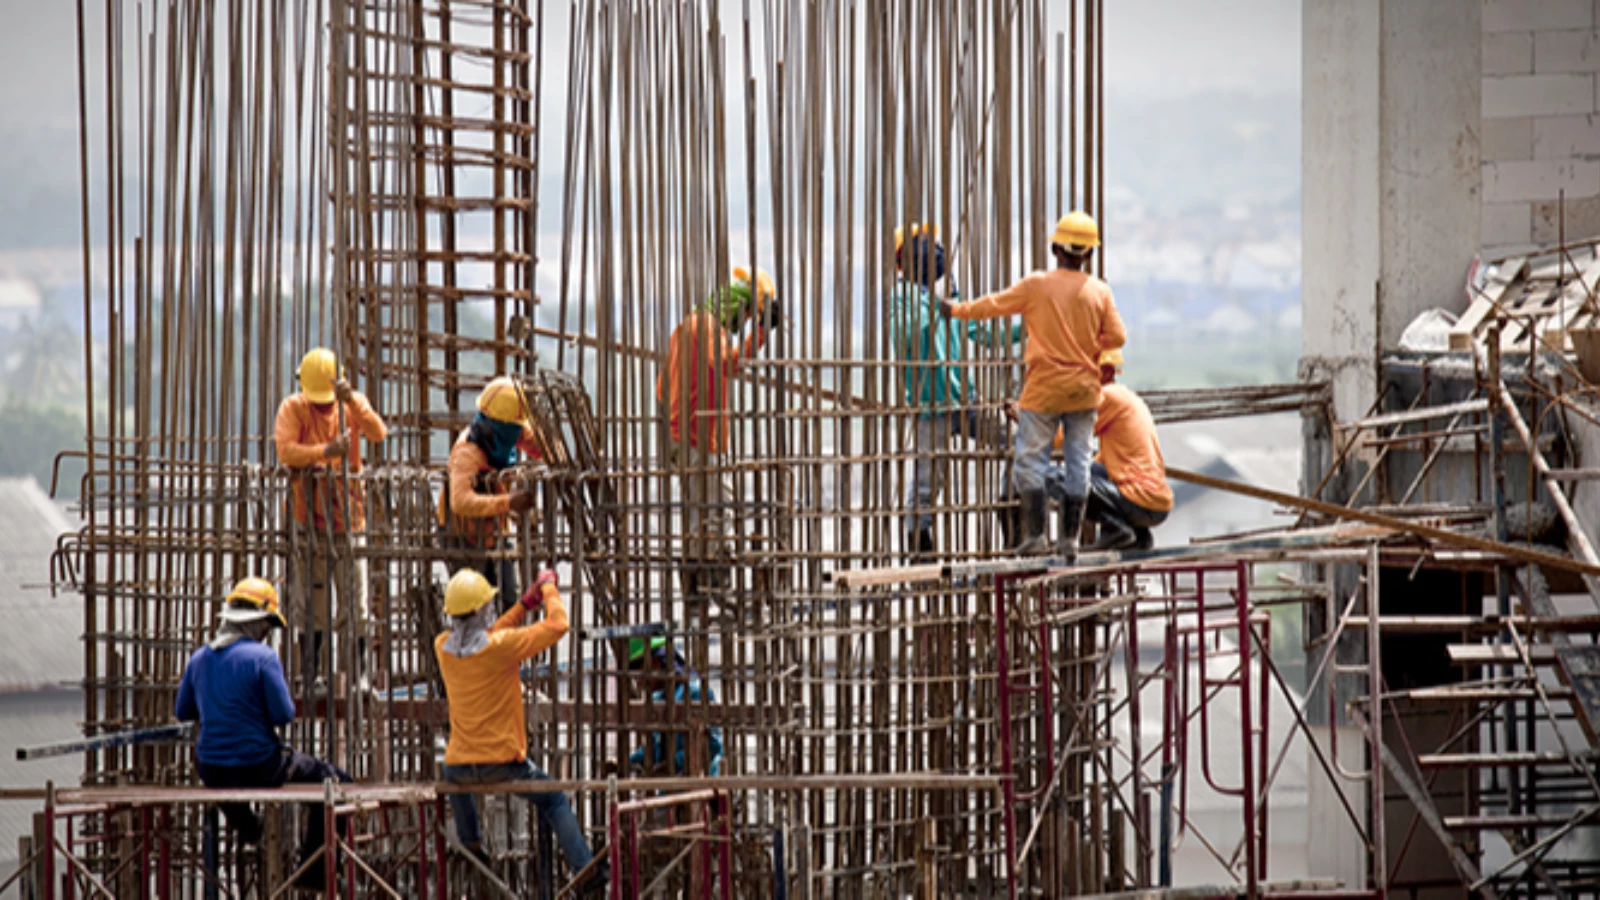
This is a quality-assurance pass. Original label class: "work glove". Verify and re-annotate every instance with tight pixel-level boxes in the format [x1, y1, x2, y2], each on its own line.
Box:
[761, 298, 783, 329]
[937, 297, 955, 319]
[333, 378, 354, 404]
[323, 434, 350, 459]
[506, 490, 536, 514]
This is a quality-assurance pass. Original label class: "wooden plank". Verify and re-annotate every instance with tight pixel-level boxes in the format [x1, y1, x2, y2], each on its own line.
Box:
[1447, 644, 1558, 665]
[1451, 257, 1526, 350]
[1555, 645, 1600, 748]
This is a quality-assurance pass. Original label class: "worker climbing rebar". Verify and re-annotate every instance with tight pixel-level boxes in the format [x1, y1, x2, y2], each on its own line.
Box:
[433, 568, 606, 894]
[438, 376, 543, 599]
[891, 223, 1023, 560]
[174, 577, 353, 890]
[940, 211, 1126, 559]
[656, 266, 780, 587]
[274, 348, 388, 696]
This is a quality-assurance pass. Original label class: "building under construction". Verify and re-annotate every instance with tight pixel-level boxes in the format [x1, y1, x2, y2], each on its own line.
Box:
[7, 0, 1600, 897]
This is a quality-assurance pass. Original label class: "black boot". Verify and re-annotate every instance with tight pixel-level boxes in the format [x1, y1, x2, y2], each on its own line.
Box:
[998, 493, 1022, 548]
[1058, 495, 1087, 562]
[1133, 527, 1155, 551]
[1087, 514, 1137, 552]
[1008, 490, 1051, 556]
[917, 526, 935, 559]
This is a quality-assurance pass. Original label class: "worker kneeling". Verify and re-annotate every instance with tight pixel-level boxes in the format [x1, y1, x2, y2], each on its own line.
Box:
[1087, 380, 1173, 552]
[175, 578, 352, 888]
[434, 568, 605, 891]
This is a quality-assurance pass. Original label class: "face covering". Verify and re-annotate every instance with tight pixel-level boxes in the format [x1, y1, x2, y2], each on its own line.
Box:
[209, 618, 272, 651]
[441, 602, 496, 658]
[467, 412, 525, 470]
[700, 279, 753, 331]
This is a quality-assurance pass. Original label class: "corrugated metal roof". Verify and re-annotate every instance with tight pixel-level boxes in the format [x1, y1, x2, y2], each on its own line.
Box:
[0, 477, 80, 691]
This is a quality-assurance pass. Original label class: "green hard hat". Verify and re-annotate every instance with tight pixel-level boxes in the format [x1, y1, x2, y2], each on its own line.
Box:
[627, 635, 668, 663]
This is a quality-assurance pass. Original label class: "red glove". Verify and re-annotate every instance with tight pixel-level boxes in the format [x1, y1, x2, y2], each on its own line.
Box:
[520, 570, 558, 610]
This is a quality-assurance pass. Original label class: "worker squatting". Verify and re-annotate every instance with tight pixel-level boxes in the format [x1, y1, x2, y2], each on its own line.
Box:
[176, 210, 1167, 891]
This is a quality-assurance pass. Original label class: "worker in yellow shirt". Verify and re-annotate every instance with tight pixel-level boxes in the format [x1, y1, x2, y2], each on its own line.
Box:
[438, 377, 544, 598]
[1088, 382, 1172, 551]
[434, 568, 605, 893]
[941, 211, 1126, 558]
[274, 348, 388, 694]
[656, 266, 779, 574]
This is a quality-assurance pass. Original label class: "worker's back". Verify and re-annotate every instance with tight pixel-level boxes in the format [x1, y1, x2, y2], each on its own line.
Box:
[1095, 384, 1173, 512]
[176, 641, 294, 768]
[1013, 269, 1121, 414]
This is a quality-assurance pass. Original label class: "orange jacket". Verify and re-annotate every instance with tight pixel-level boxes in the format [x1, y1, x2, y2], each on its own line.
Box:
[274, 392, 387, 531]
[1095, 384, 1173, 512]
[437, 425, 540, 545]
[435, 586, 568, 765]
[656, 311, 766, 454]
[949, 269, 1125, 414]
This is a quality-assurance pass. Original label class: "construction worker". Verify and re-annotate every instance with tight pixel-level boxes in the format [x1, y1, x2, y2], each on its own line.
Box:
[891, 224, 1023, 559]
[656, 266, 780, 572]
[941, 211, 1125, 558]
[434, 568, 605, 892]
[274, 347, 388, 695]
[438, 376, 543, 599]
[175, 577, 352, 888]
[1087, 377, 1172, 551]
[624, 637, 724, 776]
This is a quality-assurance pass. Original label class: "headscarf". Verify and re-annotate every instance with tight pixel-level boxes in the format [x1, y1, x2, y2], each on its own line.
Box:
[699, 279, 754, 332]
[440, 602, 496, 658]
[466, 412, 525, 470]
[209, 618, 273, 652]
[902, 235, 947, 290]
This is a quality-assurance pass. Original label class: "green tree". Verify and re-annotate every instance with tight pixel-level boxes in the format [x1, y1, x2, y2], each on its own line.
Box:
[0, 404, 84, 500]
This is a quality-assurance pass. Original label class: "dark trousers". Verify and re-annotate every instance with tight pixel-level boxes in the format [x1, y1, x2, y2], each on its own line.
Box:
[197, 748, 353, 862]
[1086, 462, 1168, 533]
[438, 532, 519, 602]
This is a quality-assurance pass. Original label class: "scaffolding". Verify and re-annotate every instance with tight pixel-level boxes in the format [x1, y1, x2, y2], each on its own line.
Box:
[13, 0, 1600, 897]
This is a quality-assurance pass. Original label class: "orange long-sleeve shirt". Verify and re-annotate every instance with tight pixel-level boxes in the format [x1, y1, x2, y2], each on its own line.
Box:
[435, 586, 568, 765]
[437, 425, 540, 545]
[949, 269, 1125, 414]
[656, 311, 766, 454]
[1094, 384, 1173, 512]
[274, 392, 387, 531]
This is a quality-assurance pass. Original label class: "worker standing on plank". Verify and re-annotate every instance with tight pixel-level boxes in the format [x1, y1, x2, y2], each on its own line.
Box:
[274, 347, 388, 696]
[438, 376, 543, 599]
[656, 266, 780, 577]
[891, 223, 1023, 560]
[941, 211, 1126, 559]
[175, 577, 352, 889]
[624, 637, 725, 776]
[1087, 375, 1172, 551]
[434, 568, 606, 893]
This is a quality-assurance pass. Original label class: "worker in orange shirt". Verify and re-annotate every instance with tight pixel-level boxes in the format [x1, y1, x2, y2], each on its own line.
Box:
[1087, 381, 1172, 551]
[941, 212, 1125, 558]
[438, 376, 543, 600]
[435, 568, 605, 894]
[656, 266, 779, 570]
[274, 348, 388, 694]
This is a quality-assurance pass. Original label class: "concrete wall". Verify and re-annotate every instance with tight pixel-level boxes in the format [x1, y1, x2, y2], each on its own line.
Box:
[1302, 1, 1482, 422]
[1483, 0, 1600, 252]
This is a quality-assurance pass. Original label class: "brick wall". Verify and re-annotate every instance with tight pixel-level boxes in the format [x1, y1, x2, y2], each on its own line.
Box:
[1482, 0, 1600, 251]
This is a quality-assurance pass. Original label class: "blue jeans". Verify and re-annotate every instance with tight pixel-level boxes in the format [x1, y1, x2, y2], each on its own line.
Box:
[443, 760, 594, 873]
[1013, 409, 1095, 500]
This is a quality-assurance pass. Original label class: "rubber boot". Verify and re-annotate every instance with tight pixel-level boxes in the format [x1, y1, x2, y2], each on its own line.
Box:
[1087, 513, 1137, 552]
[1008, 490, 1051, 557]
[1057, 495, 1087, 562]
[1133, 527, 1156, 551]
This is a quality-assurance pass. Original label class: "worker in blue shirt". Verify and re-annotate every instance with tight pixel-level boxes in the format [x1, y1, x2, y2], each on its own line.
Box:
[625, 637, 724, 775]
[175, 577, 352, 888]
[890, 224, 1023, 559]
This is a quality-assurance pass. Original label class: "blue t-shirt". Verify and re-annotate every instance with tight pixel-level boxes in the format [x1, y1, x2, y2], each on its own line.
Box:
[175, 640, 295, 767]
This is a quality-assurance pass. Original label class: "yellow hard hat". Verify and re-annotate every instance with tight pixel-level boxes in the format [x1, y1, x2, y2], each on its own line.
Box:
[1050, 211, 1100, 251]
[477, 376, 531, 425]
[1098, 348, 1123, 371]
[443, 569, 498, 617]
[222, 577, 287, 628]
[731, 266, 776, 303]
[893, 222, 936, 255]
[298, 348, 340, 404]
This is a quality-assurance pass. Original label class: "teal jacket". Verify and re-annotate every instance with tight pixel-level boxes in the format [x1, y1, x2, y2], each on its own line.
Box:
[890, 277, 1024, 410]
